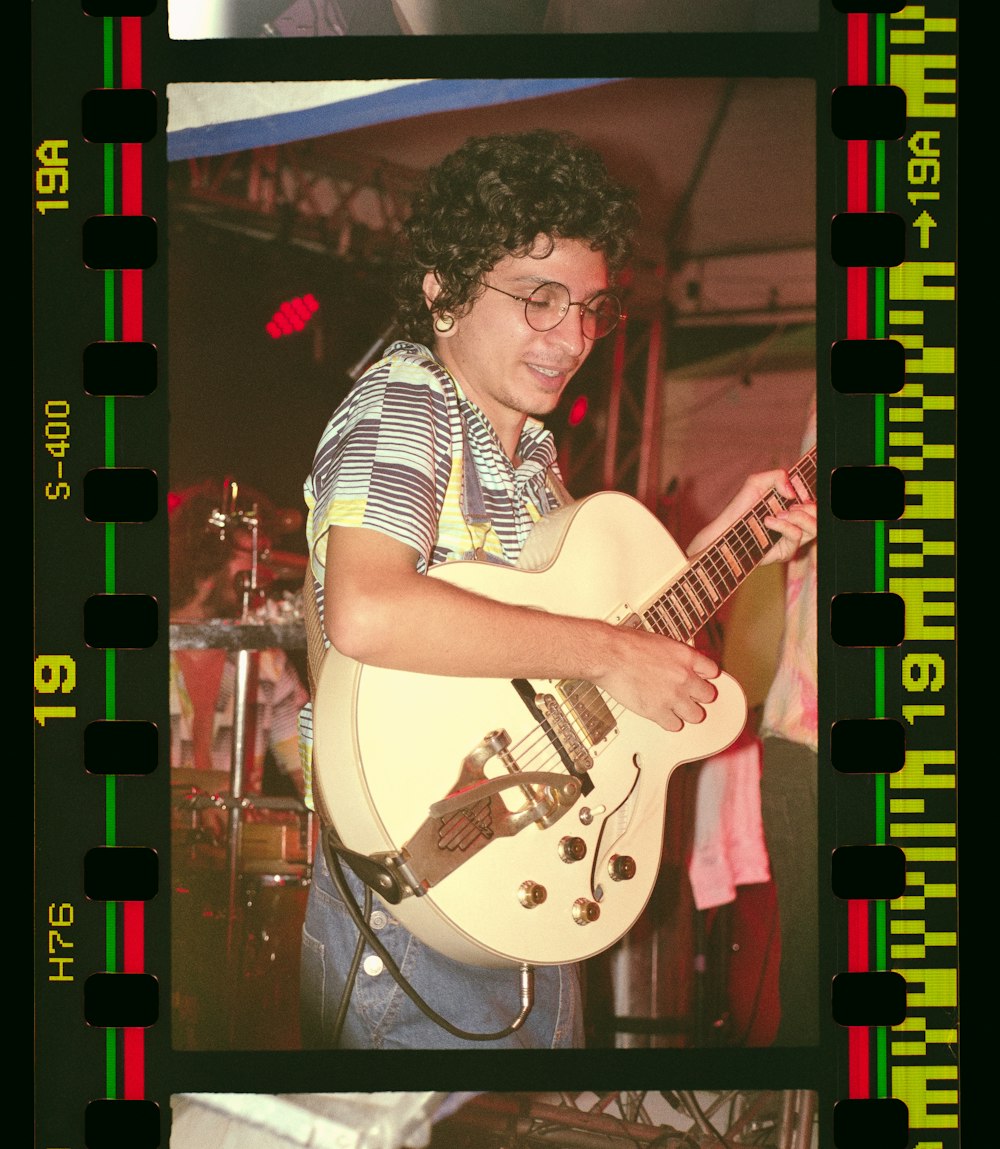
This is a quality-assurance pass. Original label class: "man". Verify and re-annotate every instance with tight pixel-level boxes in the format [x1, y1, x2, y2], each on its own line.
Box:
[298, 130, 816, 1049]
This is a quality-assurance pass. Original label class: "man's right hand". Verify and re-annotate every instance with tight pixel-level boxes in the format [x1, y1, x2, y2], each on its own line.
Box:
[593, 626, 720, 733]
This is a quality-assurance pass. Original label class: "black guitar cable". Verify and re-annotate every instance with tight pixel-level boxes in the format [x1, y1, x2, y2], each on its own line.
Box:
[329, 875, 371, 1048]
[321, 827, 536, 1046]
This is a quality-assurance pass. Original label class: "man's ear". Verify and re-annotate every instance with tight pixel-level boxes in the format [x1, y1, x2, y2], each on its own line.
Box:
[422, 270, 441, 310]
[422, 270, 457, 337]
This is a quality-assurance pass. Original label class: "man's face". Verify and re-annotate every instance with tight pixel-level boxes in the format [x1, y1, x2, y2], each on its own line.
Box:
[428, 236, 610, 449]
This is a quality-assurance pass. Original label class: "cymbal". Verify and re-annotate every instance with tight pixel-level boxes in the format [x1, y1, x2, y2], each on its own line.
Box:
[170, 480, 303, 540]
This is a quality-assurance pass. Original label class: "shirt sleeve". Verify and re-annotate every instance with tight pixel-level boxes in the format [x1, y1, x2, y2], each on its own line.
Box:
[306, 355, 456, 579]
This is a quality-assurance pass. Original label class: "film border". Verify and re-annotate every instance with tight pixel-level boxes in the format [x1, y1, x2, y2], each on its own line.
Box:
[31, 4, 958, 1147]
[829, 6, 958, 1143]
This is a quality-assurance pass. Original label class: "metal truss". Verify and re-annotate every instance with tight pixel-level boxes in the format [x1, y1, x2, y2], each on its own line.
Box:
[433, 1091, 817, 1149]
[172, 140, 422, 263]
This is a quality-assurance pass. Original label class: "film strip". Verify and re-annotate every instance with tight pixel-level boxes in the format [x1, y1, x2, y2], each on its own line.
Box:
[827, 4, 958, 1142]
[33, 4, 958, 1147]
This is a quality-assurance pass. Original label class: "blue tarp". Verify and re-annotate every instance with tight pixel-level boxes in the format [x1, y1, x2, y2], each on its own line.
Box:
[167, 78, 621, 160]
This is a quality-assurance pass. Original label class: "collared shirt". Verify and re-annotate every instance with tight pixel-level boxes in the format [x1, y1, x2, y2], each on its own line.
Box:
[297, 339, 563, 807]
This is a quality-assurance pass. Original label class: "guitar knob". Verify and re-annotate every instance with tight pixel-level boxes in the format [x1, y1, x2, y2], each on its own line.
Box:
[609, 855, 636, 881]
[518, 881, 547, 908]
[572, 898, 600, 925]
[558, 836, 588, 863]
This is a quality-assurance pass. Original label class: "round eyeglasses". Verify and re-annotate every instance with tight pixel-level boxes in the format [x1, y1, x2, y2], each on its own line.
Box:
[479, 280, 624, 340]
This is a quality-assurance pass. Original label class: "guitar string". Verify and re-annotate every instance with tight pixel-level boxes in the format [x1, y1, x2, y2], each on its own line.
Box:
[473, 456, 818, 781]
[447, 453, 818, 809]
[568, 455, 816, 733]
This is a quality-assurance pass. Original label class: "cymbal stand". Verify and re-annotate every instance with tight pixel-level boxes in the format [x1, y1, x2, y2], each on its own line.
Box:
[209, 492, 265, 1032]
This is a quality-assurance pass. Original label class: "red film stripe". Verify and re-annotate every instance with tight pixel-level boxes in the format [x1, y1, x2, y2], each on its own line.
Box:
[124, 900, 144, 971]
[122, 143, 143, 214]
[847, 140, 867, 212]
[121, 141, 143, 338]
[124, 1028, 145, 1099]
[122, 269, 144, 342]
[124, 901, 145, 1097]
[846, 266, 867, 339]
[848, 899, 871, 1095]
[119, 14, 146, 1101]
[844, 11, 871, 1101]
[847, 13, 868, 83]
[120, 17, 142, 88]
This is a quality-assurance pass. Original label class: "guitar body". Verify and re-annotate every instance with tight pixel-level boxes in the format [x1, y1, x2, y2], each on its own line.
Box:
[312, 491, 748, 969]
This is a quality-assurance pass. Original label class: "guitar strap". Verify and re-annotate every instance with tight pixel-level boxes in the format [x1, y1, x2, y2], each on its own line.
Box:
[303, 560, 325, 702]
[544, 466, 573, 511]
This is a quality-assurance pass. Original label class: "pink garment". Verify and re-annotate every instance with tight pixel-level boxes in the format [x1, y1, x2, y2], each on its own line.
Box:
[687, 737, 772, 911]
[759, 404, 818, 750]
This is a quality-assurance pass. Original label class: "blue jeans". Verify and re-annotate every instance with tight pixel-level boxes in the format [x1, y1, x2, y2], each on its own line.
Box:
[300, 841, 584, 1049]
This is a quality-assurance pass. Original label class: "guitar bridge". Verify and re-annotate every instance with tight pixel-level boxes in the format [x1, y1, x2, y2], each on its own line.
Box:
[397, 729, 581, 893]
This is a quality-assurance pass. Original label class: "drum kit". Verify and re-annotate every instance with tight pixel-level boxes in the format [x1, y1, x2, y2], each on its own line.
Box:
[169, 481, 314, 1051]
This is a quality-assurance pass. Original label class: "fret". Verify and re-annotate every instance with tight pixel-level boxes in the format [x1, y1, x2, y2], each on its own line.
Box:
[715, 540, 744, 583]
[665, 590, 698, 637]
[644, 598, 671, 637]
[743, 509, 773, 552]
[664, 595, 689, 640]
[678, 573, 713, 620]
[665, 589, 695, 632]
[698, 550, 737, 598]
[683, 569, 716, 616]
[649, 595, 687, 641]
[690, 563, 722, 605]
[633, 446, 817, 645]
[729, 522, 762, 573]
[657, 599, 686, 641]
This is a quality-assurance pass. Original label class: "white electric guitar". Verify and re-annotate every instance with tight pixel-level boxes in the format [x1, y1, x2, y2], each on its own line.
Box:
[312, 447, 816, 969]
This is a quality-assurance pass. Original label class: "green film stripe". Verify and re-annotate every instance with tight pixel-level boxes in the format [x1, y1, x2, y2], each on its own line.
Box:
[102, 17, 113, 87]
[874, 11, 889, 1103]
[104, 144, 114, 216]
[105, 1026, 116, 1095]
[100, 31, 119, 1084]
[104, 269, 115, 338]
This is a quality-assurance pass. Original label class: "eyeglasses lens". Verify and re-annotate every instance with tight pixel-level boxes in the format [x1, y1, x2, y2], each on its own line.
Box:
[524, 283, 620, 339]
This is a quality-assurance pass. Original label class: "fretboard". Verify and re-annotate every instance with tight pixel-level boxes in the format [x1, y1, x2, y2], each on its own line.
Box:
[641, 446, 817, 643]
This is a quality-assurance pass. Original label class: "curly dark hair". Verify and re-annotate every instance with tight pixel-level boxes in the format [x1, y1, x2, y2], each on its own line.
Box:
[395, 129, 639, 343]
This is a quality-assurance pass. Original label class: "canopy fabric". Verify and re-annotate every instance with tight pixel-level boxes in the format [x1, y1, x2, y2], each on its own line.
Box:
[166, 78, 621, 160]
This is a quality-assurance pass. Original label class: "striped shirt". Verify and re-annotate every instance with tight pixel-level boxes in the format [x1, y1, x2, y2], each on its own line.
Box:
[297, 340, 563, 806]
[170, 648, 308, 792]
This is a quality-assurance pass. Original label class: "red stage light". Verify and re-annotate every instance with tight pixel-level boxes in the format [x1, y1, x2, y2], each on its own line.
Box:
[267, 293, 320, 339]
[568, 395, 589, 426]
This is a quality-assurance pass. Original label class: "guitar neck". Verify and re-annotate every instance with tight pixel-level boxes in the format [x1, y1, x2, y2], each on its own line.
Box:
[641, 446, 817, 643]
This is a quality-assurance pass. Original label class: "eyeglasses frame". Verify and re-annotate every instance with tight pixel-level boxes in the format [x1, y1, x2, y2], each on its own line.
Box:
[477, 280, 626, 340]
